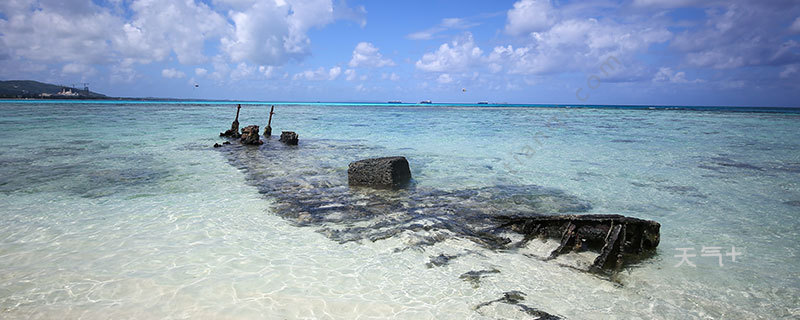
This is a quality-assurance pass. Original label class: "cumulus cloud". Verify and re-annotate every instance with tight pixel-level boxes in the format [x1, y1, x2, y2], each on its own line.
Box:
[221, 0, 330, 65]
[230, 62, 256, 80]
[437, 73, 453, 84]
[348, 42, 394, 67]
[344, 69, 357, 81]
[505, 0, 555, 36]
[195, 68, 208, 76]
[415, 33, 484, 72]
[293, 67, 342, 81]
[652, 67, 703, 83]
[162, 68, 186, 79]
[671, 2, 800, 70]
[0, 0, 361, 81]
[0, 0, 122, 64]
[119, 0, 230, 64]
[329, 66, 342, 80]
[259, 65, 276, 78]
[62, 63, 96, 75]
[780, 64, 799, 79]
[792, 17, 800, 33]
[220, 0, 364, 66]
[489, 18, 670, 75]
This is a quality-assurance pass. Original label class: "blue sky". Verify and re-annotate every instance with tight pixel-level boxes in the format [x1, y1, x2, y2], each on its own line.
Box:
[1, 0, 800, 106]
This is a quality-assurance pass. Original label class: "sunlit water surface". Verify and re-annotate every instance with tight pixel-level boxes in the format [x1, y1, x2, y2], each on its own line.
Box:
[0, 102, 798, 319]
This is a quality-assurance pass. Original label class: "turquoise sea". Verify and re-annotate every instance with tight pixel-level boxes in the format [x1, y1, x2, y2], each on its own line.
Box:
[0, 101, 798, 319]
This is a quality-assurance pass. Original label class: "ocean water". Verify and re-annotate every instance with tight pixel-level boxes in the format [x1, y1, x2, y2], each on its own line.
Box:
[0, 101, 798, 319]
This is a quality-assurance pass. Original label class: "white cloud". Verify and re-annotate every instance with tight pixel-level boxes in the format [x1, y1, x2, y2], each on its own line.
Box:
[119, 0, 230, 64]
[110, 64, 139, 83]
[293, 67, 342, 81]
[408, 17, 478, 40]
[686, 50, 744, 69]
[332, 0, 367, 28]
[344, 69, 357, 81]
[437, 73, 453, 84]
[329, 66, 342, 80]
[348, 42, 394, 67]
[489, 18, 670, 75]
[62, 63, 96, 75]
[230, 62, 256, 80]
[161, 68, 186, 79]
[671, 3, 800, 70]
[0, 1, 122, 64]
[382, 72, 400, 81]
[415, 33, 484, 72]
[505, 0, 554, 36]
[195, 68, 208, 76]
[652, 67, 703, 83]
[221, 0, 342, 65]
[780, 64, 799, 79]
[259, 65, 276, 78]
[0, 0, 361, 82]
[792, 17, 800, 34]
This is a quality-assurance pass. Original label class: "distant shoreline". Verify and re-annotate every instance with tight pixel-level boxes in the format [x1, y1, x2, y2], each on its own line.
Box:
[2, 98, 799, 114]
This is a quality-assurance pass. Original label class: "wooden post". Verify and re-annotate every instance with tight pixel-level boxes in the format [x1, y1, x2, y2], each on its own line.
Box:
[265, 105, 275, 136]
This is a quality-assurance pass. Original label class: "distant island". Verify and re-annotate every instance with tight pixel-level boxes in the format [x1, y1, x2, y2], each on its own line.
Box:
[0, 80, 107, 99]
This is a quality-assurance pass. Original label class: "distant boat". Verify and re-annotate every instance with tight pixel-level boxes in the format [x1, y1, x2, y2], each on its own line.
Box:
[420, 100, 432, 104]
[477, 101, 489, 104]
[387, 100, 402, 103]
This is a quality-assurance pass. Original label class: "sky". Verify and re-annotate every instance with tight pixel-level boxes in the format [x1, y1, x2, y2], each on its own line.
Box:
[1, 0, 800, 106]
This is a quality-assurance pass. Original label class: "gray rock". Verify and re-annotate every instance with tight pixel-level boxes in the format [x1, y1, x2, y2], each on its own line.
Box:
[348, 156, 411, 189]
[279, 131, 298, 145]
[240, 125, 263, 145]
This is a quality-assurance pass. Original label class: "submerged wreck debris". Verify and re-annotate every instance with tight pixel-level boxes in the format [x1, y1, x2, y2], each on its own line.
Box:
[426, 253, 460, 268]
[240, 125, 263, 145]
[220, 104, 242, 138]
[215, 140, 660, 273]
[474, 291, 562, 319]
[348, 156, 412, 189]
[496, 214, 660, 272]
[459, 268, 500, 288]
[265, 105, 275, 137]
[279, 131, 299, 145]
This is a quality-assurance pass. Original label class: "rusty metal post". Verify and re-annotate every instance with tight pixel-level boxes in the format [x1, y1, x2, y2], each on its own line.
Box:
[265, 105, 275, 136]
[234, 104, 241, 122]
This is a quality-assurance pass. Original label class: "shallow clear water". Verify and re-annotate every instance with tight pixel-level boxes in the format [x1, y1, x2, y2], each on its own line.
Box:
[0, 102, 798, 319]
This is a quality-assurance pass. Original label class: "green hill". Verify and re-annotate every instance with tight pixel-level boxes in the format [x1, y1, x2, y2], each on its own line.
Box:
[0, 80, 107, 99]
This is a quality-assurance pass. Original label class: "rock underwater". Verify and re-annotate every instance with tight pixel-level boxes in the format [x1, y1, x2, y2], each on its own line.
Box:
[240, 125, 263, 145]
[279, 131, 299, 145]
